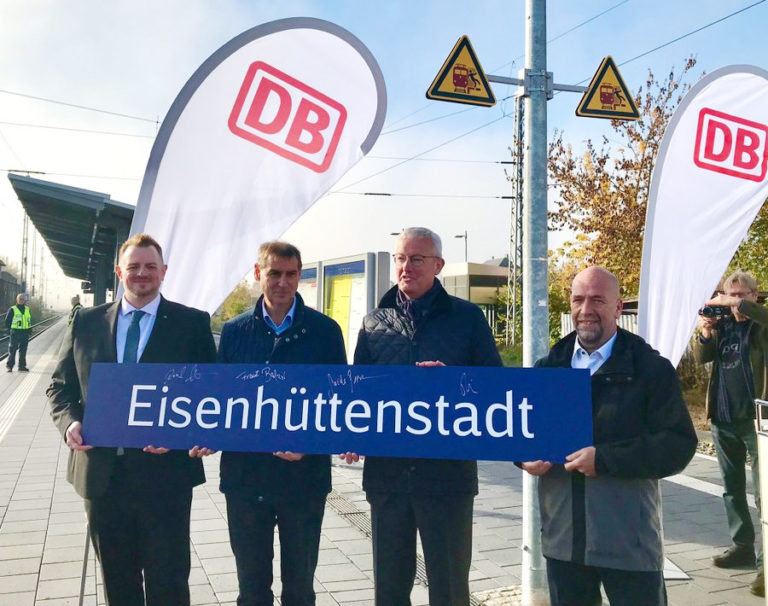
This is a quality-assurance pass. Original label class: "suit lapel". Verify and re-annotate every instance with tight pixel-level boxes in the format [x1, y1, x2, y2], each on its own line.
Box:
[140, 296, 169, 363]
[105, 301, 120, 362]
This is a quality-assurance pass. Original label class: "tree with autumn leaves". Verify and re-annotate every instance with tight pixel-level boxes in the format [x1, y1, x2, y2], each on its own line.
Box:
[546, 56, 768, 337]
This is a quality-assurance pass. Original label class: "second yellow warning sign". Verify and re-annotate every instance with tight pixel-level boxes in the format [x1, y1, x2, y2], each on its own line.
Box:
[576, 56, 639, 120]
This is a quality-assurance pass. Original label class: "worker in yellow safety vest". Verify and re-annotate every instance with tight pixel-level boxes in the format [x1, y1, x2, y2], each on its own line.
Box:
[5, 293, 31, 372]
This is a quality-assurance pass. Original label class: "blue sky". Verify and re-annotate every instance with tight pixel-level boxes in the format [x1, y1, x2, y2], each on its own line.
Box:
[0, 0, 766, 307]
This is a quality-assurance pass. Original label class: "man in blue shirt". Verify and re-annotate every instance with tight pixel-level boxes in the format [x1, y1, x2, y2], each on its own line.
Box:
[217, 241, 347, 606]
[523, 267, 696, 606]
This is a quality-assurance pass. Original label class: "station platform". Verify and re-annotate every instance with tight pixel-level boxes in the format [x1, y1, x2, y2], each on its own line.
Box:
[0, 319, 763, 605]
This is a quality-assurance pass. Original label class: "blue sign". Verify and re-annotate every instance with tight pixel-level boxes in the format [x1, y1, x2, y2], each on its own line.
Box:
[83, 363, 593, 463]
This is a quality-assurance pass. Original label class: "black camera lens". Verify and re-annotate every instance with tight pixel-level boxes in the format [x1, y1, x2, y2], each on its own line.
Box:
[698, 305, 731, 318]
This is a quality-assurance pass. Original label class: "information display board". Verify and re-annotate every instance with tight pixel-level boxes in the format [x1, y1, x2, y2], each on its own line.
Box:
[323, 260, 368, 357]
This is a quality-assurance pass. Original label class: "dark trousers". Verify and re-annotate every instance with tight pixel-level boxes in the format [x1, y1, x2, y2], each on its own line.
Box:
[367, 491, 474, 606]
[226, 493, 326, 606]
[6, 329, 29, 369]
[712, 419, 762, 565]
[546, 557, 667, 606]
[85, 470, 193, 606]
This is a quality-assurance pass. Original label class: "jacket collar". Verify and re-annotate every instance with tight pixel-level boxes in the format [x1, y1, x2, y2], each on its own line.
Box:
[106, 295, 171, 362]
[379, 280, 452, 315]
[549, 327, 639, 376]
[253, 293, 306, 330]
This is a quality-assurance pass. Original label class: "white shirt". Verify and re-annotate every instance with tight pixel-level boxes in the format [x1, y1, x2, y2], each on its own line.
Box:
[115, 295, 161, 362]
[571, 331, 618, 375]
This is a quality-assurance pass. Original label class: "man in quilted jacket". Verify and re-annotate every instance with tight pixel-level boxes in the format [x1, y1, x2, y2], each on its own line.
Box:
[345, 226, 502, 605]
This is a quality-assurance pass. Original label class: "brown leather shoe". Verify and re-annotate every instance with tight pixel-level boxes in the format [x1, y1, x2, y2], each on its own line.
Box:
[751, 572, 765, 597]
[712, 545, 756, 568]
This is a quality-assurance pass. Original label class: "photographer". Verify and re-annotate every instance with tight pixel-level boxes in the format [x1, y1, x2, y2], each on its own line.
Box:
[694, 270, 768, 597]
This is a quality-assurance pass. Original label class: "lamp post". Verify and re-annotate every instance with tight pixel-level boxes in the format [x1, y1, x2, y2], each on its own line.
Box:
[454, 230, 468, 262]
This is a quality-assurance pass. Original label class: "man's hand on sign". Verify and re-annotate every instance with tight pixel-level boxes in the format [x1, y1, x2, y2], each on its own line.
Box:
[521, 460, 552, 476]
[143, 446, 170, 455]
[564, 446, 597, 477]
[339, 452, 363, 464]
[415, 360, 445, 367]
[65, 422, 93, 451]
[189, 446, 217, 458]
[274, 451, 304, 462]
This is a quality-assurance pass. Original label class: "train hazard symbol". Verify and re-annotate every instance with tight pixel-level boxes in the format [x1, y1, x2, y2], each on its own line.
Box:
[426, 36, 496, 107]
[576, 56, 639, 120]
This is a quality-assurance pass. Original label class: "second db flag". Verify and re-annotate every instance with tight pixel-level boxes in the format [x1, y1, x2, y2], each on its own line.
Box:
[639, 65, 768, 366]
[130, 18, 387, 313]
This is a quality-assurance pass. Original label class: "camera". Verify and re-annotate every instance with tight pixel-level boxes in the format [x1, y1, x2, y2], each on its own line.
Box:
[698, 305, 731, 318]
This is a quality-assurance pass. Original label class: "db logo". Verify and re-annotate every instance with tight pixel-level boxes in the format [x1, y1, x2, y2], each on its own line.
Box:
[693, 108, 768, 182]
[229, 62, 347, 173]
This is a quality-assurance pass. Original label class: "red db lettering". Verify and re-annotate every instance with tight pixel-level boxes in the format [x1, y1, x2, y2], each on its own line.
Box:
[285, 99, 331, 154]
[694, 108, 768, 182]
[734, 128, 761, 170]
[229, 61, 347, 173]
[703, 120, 731, 162]
[244, 79, 292, 135]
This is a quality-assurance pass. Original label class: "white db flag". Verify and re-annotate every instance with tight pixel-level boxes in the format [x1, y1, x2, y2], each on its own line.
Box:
[639, 66, 768, 366]
[130, 18, 386, 313]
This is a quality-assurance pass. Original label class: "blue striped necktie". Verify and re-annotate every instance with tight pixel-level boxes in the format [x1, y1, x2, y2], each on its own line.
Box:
[123, 310, 146, 364]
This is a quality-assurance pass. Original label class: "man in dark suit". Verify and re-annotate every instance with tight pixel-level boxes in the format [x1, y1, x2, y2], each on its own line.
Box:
[47, 233, 216, 606]
[217, 241, 347, 606]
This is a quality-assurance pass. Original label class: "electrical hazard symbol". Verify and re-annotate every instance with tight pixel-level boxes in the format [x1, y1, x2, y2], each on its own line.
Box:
[576, 56, 639, 120]
[426, 36, 496, 107]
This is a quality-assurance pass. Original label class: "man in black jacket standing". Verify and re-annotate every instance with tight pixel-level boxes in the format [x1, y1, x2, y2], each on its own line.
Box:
[47, 234, 217, 606]
[347, 227, 502, 605]
[522, 267, 697, 606]
[218, 241, 347, 606]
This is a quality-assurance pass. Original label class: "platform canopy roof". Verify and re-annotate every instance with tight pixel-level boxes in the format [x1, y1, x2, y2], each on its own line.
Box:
[7, 173, 134, 287]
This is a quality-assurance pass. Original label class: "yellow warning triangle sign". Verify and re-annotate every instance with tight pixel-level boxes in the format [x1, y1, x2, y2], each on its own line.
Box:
[426, 36, 496, 107]
[576, 56, 639, 120]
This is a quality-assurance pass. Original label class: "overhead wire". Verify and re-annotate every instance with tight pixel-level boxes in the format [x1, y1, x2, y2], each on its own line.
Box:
[564, 0, 767, 89]
[0, 130, 26, 171]
[0, 88, 158, 124]
[381, 1, 631, 132]
[0, 120, 154, 138]
[332, 114, 509, 193]
[378, 0, 766, 184]
[491, 0, 631, 73]
[3, 1, 762, 191]
[618, 0, 765, 68]
[368, 155, 511, 164]
[335, 191, 512, 199]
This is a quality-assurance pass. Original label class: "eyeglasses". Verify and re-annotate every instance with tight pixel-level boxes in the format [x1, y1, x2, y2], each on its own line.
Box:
[392, 254, 440, 267]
